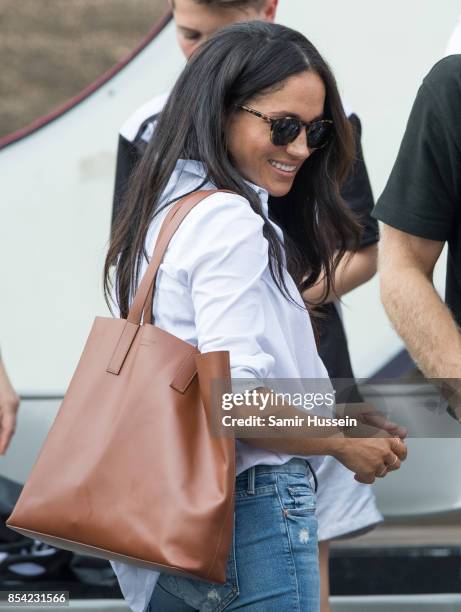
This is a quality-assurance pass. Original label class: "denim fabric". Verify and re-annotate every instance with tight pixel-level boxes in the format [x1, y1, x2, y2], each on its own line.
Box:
[147, 458, 319, 612]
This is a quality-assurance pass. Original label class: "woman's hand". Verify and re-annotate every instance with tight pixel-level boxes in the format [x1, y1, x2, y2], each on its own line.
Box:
[0, 359, 20, 454]
[332, 435, 407, 484]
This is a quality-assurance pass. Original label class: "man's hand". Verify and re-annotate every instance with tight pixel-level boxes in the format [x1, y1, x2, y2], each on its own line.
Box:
[437, 378, 461, 423]
[0, 359, 19, 454]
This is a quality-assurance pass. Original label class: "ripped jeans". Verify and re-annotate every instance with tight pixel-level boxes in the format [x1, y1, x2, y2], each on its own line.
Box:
[147, 458, 320, 612]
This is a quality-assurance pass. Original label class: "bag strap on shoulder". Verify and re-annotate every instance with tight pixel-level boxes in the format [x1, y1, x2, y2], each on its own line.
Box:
[128, 189, 230, 326]
[107, 189, 233, 375]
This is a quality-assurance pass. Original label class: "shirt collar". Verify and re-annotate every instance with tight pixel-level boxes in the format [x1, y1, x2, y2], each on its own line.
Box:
[176, 159, 270, 218]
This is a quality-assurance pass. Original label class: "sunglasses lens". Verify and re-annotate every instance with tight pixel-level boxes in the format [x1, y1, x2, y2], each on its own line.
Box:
[307, 121, 332, 149]
[271, 118, 301, 146]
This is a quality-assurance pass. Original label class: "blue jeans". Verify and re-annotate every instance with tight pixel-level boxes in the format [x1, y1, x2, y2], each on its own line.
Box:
[148, 458, 320, 611]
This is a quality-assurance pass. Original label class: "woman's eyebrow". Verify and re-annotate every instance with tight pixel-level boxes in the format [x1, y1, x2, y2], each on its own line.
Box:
[270, 111, 325, 121]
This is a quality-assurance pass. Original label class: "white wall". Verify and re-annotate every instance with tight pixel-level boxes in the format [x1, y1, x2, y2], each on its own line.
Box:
[1, 1, 459, 393]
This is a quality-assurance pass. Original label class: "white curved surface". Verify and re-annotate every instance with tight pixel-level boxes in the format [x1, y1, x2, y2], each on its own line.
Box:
[1, 1, 459, 393]
[0, 398, 60, 483]
[362, 383, 461, 516]
[375, 437, 461, 517]
[0, 20, 183, 395]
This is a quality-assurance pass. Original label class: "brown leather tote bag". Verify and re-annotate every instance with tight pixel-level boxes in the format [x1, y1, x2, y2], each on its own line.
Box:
[7, 190, 236, 584]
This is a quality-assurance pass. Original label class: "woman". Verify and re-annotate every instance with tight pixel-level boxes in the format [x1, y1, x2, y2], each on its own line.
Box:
[104, 21, 406, 612]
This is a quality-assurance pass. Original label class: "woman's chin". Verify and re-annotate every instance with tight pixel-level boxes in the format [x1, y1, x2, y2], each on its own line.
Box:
[263, 171, 297, 197]
[266, 183, 293, 198]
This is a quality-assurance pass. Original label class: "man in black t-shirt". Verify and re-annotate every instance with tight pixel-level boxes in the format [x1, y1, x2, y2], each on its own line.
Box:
[373, 54, 461, 420]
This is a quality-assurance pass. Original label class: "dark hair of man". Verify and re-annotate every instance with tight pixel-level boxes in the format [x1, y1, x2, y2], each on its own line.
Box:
[171, 0, 266, 10]
[104, 21, 360, 318]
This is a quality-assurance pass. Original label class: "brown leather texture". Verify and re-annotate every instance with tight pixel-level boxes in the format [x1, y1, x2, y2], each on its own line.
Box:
[7, 190, 236, 584]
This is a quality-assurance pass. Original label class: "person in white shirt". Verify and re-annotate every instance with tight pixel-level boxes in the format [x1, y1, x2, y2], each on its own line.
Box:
[113, 5, 385, 611]
[104, 21, 406, 612]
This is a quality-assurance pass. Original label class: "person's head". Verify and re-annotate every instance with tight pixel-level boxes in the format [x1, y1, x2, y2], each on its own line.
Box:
[105, 21, 359, 318]
[170, 0, 278, 57]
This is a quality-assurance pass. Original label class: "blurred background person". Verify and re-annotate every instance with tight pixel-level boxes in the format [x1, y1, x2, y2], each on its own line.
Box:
[0, 352, 20, 454]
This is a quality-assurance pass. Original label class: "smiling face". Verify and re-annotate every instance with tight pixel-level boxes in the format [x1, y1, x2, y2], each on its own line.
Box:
[171, 0, 277, 58]
[226, 70, 326, 197]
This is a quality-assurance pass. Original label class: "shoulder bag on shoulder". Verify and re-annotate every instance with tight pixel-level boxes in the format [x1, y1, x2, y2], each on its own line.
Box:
[7, 190, 236, 584]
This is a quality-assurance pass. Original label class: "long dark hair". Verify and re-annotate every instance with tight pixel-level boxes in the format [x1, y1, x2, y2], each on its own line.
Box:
[104, 21, 360, 318]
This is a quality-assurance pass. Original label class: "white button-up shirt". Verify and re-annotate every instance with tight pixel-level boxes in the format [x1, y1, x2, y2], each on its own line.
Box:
[111, 159, 330, 612]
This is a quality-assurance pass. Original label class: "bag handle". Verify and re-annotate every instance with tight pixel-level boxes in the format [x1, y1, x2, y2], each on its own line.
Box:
[128, 189, 222, 326]
[141, 192, 205, 326]
[106, 189, 227, 375]
[141, 188, 234, 325]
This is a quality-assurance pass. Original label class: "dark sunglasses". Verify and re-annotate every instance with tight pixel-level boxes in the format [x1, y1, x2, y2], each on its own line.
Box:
[235, 104, 333, 149]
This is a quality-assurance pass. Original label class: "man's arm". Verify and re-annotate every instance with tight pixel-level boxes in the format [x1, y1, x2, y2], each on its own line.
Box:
[302, 243, 377, 304]
[379, 224, 461, 378]
[0, 356, 19, 454]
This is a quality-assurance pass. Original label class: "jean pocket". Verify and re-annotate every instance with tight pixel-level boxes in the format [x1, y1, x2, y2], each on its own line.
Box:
[278, 477, 316, 516]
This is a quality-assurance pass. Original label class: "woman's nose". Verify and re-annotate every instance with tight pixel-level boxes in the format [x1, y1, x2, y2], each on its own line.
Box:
[285, 129, 312, 160]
